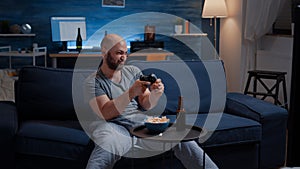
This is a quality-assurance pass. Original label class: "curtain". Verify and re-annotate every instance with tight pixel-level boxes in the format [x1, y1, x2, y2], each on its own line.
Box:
[241, 0, 285, 89]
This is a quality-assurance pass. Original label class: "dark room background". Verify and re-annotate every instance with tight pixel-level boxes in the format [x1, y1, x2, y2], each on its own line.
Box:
[0, 0, 215, 68]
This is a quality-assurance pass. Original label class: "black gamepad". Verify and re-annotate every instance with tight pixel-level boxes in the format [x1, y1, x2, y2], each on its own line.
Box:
[139, 73, 157, 84]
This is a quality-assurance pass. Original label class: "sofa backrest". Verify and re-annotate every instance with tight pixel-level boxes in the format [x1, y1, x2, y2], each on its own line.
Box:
[128, 60, 227, 114]
[15, 66, 94, 121]
[15, 60, 227, 120]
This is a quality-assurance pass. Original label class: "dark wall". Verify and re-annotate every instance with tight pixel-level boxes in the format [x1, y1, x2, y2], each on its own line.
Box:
[0, 0, 214, 68]
[287, 4, 300, 167]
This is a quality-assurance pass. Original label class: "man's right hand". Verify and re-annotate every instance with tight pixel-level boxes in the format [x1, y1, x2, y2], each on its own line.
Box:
[128, 80, 151, 100]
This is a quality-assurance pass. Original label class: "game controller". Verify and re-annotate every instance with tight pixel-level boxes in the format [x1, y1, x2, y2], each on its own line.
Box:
[139, 73, 157, 84]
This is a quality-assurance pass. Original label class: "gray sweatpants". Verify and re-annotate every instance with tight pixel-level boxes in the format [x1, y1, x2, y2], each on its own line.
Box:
[85, 120, 218, 169]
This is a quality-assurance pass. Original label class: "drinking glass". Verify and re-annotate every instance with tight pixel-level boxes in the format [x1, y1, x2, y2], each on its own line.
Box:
[174, 25, 183, 34]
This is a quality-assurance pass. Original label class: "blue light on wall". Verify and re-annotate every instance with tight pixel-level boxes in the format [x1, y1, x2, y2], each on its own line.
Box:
[0, 0, 215, 68]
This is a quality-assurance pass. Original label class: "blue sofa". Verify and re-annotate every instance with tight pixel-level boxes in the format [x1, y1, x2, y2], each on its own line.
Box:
[0, 60, 288, 169]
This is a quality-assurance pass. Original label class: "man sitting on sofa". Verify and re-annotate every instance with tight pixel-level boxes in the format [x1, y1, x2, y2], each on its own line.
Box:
[84, 33, 218, 169]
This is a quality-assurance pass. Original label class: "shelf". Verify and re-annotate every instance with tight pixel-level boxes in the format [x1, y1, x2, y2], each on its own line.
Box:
[0, 51, 46, 57]
[0, 46, 47, 68]
[171, 33, 208, 37]
[0, 34, 36, 37]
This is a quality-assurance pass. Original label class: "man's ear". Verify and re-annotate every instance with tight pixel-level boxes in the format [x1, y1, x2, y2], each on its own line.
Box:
[101, 47, 107, 54]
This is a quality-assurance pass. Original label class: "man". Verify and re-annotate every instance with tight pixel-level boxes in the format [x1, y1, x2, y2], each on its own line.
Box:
[85, 34, 218, 169]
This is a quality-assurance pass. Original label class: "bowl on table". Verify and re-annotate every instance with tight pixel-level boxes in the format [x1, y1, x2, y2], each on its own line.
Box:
[144, 116, 170, 133]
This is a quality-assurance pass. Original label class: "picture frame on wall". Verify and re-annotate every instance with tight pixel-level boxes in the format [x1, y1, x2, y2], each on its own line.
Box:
[102, 0, 125, 8]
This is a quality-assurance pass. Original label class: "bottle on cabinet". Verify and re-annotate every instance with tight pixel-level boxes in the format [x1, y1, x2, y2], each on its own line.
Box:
[176, 96, 186, 131]
[76, 27, 82, 52]
[184, 19, 190, 34]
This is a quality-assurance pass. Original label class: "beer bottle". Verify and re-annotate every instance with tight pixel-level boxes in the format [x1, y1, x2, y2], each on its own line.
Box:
[176, 96, 186, 131]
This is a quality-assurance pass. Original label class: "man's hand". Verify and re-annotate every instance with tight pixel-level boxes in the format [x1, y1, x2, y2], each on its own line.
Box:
[145, 78, 164, 110]
[128, 80, 151, 100]
[150, 79, 164, 96]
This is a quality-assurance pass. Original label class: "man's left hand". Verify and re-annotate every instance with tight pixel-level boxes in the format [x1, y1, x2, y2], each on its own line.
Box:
[150, 79, 164, 95]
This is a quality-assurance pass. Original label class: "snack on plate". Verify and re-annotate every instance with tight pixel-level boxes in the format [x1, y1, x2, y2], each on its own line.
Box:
[146, 116, 169, 123]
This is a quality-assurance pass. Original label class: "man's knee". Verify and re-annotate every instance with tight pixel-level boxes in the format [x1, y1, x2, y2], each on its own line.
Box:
[91, 123, 132, 155]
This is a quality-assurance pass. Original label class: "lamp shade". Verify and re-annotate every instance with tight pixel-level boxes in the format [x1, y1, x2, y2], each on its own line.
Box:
[202, 0, 228, 18]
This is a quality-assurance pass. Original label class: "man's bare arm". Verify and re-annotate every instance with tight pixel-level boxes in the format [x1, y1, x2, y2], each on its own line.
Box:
[89, 80, 151, 120]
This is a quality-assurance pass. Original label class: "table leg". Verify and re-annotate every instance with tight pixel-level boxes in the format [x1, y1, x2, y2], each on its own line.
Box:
[9, 55, 12, 69]
[33, 56, 36, 66]
[44, 54, 47, 67]
[203, 147, 206, 169]
[131, 137, 134, 169]
[162, 143, 166, 167]
[52, 57, 57, 68]
[170, 143, 174, 169]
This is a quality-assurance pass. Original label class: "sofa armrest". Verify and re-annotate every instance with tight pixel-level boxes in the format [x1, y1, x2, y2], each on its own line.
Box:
[0, 101, 18, 133]
[225, 92, 288, 168]
[225, 92, 288, 122]
[0, 101, 18, 169]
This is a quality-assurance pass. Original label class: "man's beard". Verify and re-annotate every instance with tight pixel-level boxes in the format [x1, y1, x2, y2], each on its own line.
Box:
[106, 52, 124, 70]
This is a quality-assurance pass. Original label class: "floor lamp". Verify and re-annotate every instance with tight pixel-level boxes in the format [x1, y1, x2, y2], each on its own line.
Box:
[202, 0, 228, 59]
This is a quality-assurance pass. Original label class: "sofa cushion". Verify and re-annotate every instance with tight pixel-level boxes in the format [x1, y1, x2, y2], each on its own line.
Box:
[16, 67, 76, 120]
[128, 60, 226, 114]
[167, 113, 261, 147]
[199, 113, 261, 147]
[15, 120, 91, 160]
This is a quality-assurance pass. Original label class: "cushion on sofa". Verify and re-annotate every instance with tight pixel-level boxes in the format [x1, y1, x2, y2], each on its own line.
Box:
[16, 120, 90, 160]
[128, 60, 226, 115]
[199, 114, 261, 147]
[167, 113, 261, 147]
[15, 67, 76, 121]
